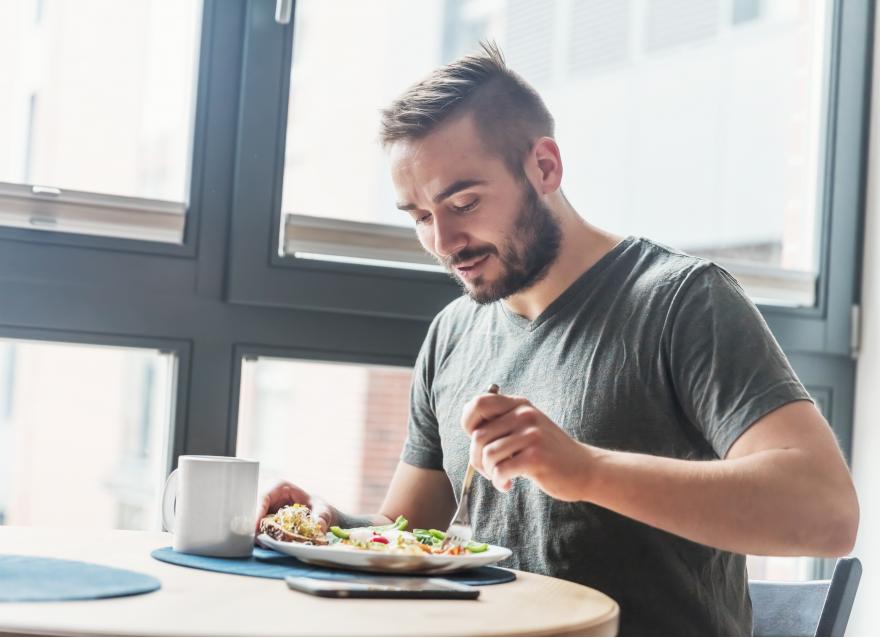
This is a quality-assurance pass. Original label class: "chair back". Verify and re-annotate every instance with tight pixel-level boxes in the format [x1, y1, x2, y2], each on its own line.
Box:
[750, 557, 862, 637]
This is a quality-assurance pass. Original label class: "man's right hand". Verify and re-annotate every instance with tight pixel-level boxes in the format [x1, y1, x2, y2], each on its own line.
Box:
[254, 480, 335, 535]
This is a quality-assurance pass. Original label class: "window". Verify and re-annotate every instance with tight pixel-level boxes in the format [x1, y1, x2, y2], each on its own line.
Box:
[746, 556, 816, 581]
[732, 0, 762, 25]
[236, 357, 412, 513]
[0, 339, 176, 530]
[279, 0, 830, 307]
[279, 0, 446, 270]
[0, 0, 202, 244]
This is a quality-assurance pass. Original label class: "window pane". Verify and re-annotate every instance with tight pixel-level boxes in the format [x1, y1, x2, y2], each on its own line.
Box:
[0, 0, 201, 239]
[281, 0, 829, 306]
[746, 555, 817, 581]
[281, 0, 441, 229]
[236, 358, 412, 514]
[0, 339, 176, 530]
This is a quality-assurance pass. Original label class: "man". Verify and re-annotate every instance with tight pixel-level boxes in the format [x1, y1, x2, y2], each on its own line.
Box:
[257, 44, 858, 635]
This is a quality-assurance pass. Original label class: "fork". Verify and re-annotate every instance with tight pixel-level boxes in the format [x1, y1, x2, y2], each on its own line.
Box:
[440, 383, 500, 552]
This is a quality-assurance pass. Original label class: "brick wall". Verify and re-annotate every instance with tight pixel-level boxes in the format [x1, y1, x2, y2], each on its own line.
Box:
[357, 367, 413, 512]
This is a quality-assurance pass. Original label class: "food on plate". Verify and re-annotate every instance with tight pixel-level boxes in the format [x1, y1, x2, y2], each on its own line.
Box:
[330, 522, 490, 556]
[260, 503, 329, 545]
[262, 504, 490, 555]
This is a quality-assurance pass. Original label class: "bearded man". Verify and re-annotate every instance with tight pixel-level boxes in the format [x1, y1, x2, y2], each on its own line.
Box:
[258, 44, 858, 635]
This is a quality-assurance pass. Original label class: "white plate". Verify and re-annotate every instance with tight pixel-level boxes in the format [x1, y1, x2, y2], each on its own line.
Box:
[257, 534, 512, 575]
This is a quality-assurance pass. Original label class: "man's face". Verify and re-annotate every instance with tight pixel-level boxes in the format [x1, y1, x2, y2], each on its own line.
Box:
[390, 115, 561, 304]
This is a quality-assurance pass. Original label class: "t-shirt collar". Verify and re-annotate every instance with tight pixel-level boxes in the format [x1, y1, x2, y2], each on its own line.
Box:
[498, 235, 636, 332]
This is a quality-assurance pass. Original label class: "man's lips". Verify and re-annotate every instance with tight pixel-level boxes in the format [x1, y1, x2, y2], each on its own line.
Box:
[454, 254, 490, 279]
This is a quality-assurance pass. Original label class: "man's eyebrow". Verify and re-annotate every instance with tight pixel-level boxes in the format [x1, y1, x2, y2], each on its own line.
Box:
[432, 179, 486, 204]
[396, 179, 487, 212]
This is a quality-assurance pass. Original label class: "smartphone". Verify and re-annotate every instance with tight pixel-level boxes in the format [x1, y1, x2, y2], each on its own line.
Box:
[285, 575, 480, 599]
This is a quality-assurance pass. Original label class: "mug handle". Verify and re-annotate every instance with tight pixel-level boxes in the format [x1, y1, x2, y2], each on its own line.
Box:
[161, 468, 179, 532]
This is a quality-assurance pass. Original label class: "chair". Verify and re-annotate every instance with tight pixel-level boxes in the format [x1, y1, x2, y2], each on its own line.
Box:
[750, 557, 862, 637]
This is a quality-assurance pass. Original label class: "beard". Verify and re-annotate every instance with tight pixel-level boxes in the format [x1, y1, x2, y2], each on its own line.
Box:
[442, 183, 562, 305]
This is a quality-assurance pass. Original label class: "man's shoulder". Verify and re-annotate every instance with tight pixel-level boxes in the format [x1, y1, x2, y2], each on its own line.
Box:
[415, 294, 491, 378]
[626, 237, 715, 282]
[617, 236, 728, 300]
[428, 294, 488, 340]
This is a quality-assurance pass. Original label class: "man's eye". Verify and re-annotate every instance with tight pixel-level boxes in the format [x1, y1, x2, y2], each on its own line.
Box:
[451, 198, 479, 213]
[415, 212, 433, 225]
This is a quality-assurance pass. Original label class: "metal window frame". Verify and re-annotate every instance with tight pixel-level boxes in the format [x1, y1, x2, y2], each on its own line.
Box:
[225, 0, 460, 321]
[757, 0, 874, 357]
[0, 0, 213, 259]
[0, 182, 186, 245]
[0, 0, 433, 510]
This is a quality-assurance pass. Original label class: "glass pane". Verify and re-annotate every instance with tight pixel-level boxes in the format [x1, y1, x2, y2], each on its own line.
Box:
[281, 0, 445, 229]
[0, 0, 201, 202]
[281, 0, 829, 306]
[0, 339, 176, 530]
[746, 555, 817, 581]
[236, 357, 412, 514]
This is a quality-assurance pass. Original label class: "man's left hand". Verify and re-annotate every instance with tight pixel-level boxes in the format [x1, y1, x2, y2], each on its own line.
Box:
[461, 392, 594, 501]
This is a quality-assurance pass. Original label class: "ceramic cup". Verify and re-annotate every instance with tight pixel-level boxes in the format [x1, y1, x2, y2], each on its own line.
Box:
[161, 455, 259, 557]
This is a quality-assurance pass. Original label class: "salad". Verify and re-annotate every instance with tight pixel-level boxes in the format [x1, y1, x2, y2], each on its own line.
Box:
[260, 504, 489, 556]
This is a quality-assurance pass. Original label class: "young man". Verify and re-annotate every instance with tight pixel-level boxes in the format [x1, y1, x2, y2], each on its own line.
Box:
[258, 44, 858, 635]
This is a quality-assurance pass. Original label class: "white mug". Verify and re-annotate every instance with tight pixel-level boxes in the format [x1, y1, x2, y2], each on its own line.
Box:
[161, 455, 260, 557]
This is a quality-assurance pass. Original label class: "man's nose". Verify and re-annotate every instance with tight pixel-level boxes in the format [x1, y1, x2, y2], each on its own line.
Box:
[432, 214, 467, 259]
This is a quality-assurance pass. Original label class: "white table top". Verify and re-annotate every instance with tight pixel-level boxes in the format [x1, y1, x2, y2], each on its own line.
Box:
[0, 526, 619, 636]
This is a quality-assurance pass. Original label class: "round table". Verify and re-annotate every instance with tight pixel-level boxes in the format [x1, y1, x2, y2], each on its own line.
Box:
[0, 526, 619, 636]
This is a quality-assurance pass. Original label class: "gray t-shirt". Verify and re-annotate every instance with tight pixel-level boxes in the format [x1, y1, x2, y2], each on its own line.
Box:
[402, 237, 811, 636]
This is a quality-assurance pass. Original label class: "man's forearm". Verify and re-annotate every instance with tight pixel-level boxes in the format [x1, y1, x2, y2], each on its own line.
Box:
[331, 507, 393, 529]
[583, 445, 858, 557]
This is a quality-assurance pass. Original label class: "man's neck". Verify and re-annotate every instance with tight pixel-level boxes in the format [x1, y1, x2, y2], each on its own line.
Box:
[503, 202, 622, 322]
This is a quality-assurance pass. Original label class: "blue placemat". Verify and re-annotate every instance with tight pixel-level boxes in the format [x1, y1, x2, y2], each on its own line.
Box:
[0, 555, 161, 602]
[151, 546, 515, 586]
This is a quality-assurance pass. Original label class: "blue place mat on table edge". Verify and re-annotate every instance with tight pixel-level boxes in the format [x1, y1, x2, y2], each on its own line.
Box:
[151, 546, 515, 586]
[0, 554, 161, 602]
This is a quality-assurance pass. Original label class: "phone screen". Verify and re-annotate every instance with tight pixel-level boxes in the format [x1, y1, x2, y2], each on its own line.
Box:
[285, 575, 480, 599]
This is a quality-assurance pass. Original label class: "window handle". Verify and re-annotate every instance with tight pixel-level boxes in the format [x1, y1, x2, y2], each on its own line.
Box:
[275, 0, 292, 25]
[32, 185, 61, 197]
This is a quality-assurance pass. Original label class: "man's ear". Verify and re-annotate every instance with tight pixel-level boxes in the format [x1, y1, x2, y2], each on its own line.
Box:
[527, 137, 563, 195]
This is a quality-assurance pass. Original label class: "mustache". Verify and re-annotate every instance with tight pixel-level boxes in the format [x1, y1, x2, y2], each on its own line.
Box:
[443, 245, 499, 268]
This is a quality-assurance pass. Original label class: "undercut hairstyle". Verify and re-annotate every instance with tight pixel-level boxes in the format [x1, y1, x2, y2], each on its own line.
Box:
[379, 42, 555, 179]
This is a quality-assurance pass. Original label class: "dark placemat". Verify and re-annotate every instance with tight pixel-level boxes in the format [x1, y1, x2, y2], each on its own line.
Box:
[0, 555, 161, 602]
[151, 546, 515, 586]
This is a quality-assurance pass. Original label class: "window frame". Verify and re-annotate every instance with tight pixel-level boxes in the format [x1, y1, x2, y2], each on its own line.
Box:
[755, 0, 873, 357]
[0, 0, 213, 258]
[225, 0, 460, 321]
[0, 325, 192, 478]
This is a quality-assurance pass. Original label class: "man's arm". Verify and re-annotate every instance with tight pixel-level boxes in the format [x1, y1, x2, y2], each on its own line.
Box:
[376, 461, 457, 530]
[584, 400, 858, 556]
[468, 394, 859, 557]
[256, 461, 456, 533]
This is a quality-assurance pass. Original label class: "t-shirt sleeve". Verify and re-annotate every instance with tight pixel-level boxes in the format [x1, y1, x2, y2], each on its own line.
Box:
[665, 264, 813, 458]
[400, 319, 444, 471]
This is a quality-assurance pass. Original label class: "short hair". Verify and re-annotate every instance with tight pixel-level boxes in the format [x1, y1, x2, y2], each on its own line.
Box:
[379, 42, 555, 178]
